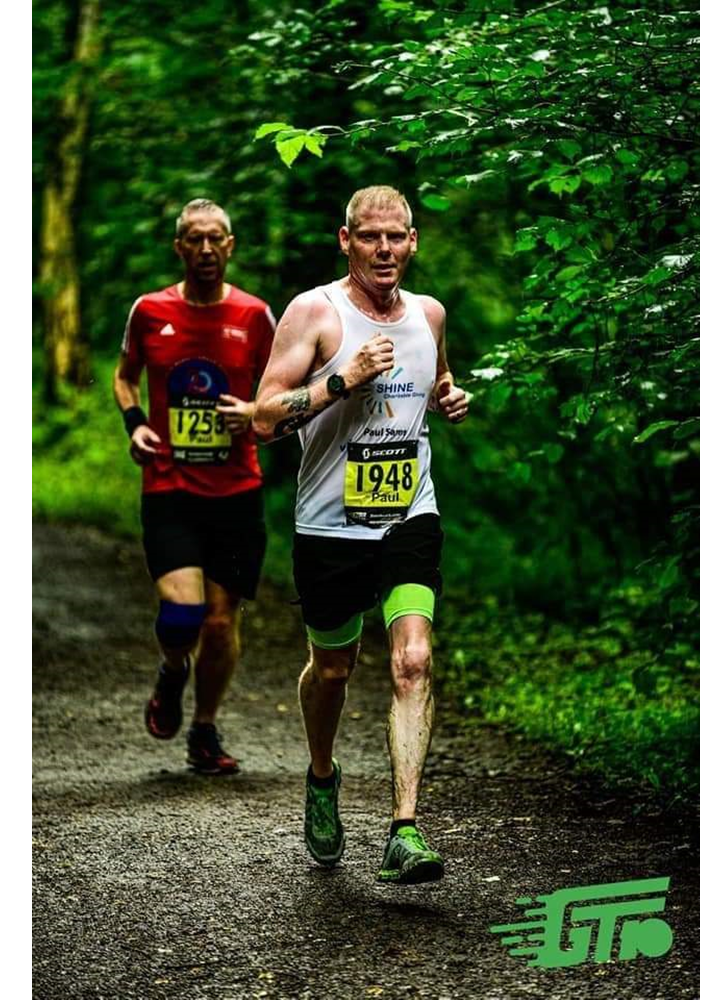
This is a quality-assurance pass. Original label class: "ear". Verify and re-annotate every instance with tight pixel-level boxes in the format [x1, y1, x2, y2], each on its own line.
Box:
[173, 238, 182, 259]
[410, 228, 419, 255]
[226, 233, 235, 256]
[338, 225, 350, 256]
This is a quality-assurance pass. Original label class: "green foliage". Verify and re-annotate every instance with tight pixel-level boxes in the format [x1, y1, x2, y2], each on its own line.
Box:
[33, 359, 142, 538]
[437, 596, 699, 804]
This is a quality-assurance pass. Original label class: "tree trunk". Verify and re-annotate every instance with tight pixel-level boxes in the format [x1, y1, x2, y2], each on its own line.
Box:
[39, 0, 100, 402]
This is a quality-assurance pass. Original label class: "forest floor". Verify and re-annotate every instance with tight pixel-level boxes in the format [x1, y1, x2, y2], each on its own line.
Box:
[33, 523, 699, 1000]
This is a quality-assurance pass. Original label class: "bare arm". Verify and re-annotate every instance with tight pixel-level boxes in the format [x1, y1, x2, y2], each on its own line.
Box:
[113, 354, 162, 464]
[253, 292, 395, 442]
[113, 354, 143, 411]
[421, 296, 469, 425]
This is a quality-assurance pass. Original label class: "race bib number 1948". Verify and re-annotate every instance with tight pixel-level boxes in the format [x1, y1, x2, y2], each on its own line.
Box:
[344, 441, 419, 527]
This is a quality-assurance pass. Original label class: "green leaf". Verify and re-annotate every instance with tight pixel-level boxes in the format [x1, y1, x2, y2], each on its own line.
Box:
[643, 266, 672, 286]
[510, 461, 532, 484]
[556, 265, 584, 281]
[575, 400, 594, 425]
[543, 443, 564, 464]
[276, 135, 306, 167]
[666, 159, 689, 182]
[545, 228, 572, 251]
[582, 163, 614, 185]
[420, 193, 451, 212]
[304, 134, 326, 158]
[615, 148, 638, 165]
[549, 174, 581, 194]
[556, 140, 582, 160]
[255, 122, 292, 140]
[514, 229, 537, 252]
[633, 420, 678, 444]
[658, 557, 681, 590]
[388, 140, 423, 152]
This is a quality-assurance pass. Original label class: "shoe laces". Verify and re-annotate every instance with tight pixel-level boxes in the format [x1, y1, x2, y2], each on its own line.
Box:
[396, 826, 429, 852]
[310, 784, 338, 826]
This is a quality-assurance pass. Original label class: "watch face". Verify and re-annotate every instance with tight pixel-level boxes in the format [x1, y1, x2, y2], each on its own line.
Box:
[328, 374, 345, 395]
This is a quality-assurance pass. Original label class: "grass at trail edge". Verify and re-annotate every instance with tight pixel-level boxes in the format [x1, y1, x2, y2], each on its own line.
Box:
[435, 595, 698, 809]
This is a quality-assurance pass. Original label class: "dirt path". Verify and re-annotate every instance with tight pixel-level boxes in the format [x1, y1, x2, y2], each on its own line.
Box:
[32, 523, 699, 1000]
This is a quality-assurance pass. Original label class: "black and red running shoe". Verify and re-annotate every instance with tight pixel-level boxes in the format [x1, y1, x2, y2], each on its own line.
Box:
[144, 659, 190, 740]
[187, 723, 239, 775]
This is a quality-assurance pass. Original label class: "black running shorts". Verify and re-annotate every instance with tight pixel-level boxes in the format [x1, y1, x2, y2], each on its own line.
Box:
[293, 513, 443, 631]
[141, 488, 266, 598]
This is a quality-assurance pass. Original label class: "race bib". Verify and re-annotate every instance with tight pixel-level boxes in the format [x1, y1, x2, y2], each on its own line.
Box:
[344, 441, 419, 527]
[167, 359, 232, 464]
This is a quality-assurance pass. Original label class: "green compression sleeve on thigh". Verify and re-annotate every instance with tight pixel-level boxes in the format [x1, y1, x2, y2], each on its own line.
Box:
[381, 583, 436, 629]
[307, 614, 364, 650]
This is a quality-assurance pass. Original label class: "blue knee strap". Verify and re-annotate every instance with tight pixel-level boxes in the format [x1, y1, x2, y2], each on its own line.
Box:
[155, 600, 207, 650]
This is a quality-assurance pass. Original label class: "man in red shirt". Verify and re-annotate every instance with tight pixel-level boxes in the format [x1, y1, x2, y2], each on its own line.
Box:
[113, 198, 275, 774]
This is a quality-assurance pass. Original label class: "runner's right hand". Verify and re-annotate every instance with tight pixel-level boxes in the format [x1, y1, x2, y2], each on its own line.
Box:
[340, 334, 395, 389]
[129, 425, 161, 465]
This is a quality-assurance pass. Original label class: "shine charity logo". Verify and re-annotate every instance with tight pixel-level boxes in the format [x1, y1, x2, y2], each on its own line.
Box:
[361, 367, 424, 418]
[489, 877, 674, 969]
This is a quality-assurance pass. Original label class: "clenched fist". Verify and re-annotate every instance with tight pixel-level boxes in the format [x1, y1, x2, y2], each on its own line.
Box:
[129, 424, 161, 465]
[437, 380, 469, 424]
[340, 333, 395, 390]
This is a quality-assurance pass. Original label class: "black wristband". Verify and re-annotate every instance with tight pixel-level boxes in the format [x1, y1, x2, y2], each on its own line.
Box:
[123, 406, 149, 437]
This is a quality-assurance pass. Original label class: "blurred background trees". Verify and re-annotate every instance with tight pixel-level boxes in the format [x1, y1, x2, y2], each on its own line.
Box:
[33, 0, 699, 798]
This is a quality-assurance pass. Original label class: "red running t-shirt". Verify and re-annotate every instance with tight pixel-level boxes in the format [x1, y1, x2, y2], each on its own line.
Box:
[122, 284, 275, 497]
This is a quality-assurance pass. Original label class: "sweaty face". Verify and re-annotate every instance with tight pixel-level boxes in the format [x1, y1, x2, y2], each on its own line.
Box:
[175, 211, 234, 285]
[340, 206, 417, 295]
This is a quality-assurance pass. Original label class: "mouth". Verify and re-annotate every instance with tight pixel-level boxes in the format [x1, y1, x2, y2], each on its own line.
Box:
[372, 263, 396, 275]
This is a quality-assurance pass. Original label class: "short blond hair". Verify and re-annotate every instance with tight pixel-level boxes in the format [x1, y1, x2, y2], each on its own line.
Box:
[345, 186, 413, 230]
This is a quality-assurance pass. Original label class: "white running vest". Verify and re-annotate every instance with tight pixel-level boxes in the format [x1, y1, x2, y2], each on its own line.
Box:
[295, 281, 439, 539]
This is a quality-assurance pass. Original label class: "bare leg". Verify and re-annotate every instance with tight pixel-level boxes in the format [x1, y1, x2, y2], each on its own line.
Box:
[387, 615, 434, 820]
[298, 641, 359, 778]
[193, 577, 243, 725]
[155, 567, 205, 670]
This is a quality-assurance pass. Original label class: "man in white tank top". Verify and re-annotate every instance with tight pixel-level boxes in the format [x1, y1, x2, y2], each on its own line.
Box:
[254, 186, 468, 883]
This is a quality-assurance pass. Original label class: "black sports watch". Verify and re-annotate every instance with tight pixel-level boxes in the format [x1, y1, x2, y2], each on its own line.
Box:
[327, 372, 350, 399]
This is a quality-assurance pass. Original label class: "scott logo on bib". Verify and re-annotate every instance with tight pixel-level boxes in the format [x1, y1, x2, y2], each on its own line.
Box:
[344, 441, 419, 527]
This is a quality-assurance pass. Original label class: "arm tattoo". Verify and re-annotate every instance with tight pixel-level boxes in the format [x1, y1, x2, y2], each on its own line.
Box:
[273, 396, 337, 439]
[273, 411, 320, 438]
[282, 388, 311, 414]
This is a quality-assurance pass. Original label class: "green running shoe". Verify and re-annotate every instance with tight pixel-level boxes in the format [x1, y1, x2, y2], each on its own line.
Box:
[377, 825, 444, 884]
[304, 759, 345, 867]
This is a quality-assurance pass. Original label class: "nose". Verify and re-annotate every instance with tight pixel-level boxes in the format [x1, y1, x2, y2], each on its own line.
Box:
[377, 235, 391, 255]
[201, 237, 213, 254]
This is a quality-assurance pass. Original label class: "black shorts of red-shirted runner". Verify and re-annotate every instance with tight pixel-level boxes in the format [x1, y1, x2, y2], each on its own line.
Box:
[141, 487, 266, 595]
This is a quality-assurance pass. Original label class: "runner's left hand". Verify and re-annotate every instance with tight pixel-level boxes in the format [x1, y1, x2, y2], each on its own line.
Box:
[437, 380, 469, 424]
[216, 394, 254, 434]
